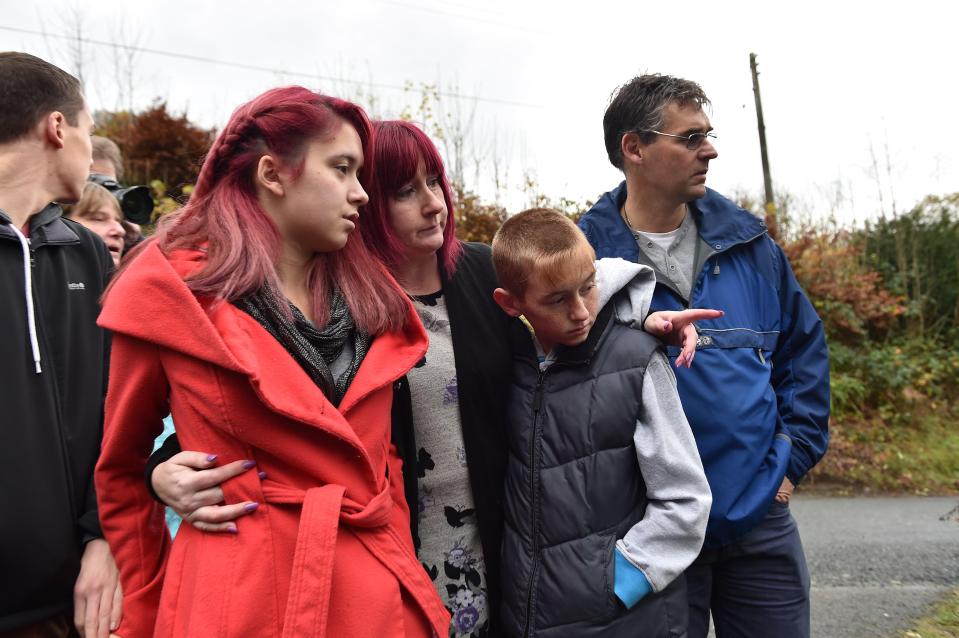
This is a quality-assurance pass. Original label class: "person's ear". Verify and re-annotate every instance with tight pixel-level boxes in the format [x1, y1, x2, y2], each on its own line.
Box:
[621, 131, 644, 167]
[44, 112, 67, 149]
[493, 287, 524, 318]
[255, 155, 284, 198]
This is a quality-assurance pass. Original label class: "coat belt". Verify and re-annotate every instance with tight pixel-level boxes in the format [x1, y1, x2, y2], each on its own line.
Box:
[260, 482, 448, 638]
[259, 482, 391, 638]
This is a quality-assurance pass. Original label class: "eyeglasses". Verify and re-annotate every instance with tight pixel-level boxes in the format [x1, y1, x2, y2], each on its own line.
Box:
[637, 129, 717, 150]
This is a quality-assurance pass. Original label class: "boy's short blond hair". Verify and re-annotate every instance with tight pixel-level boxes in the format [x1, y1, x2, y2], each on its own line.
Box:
[492, 208, 596, 298]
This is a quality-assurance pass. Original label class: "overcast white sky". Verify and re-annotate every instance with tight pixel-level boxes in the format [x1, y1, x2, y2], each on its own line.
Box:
[2, 0, 955, 225]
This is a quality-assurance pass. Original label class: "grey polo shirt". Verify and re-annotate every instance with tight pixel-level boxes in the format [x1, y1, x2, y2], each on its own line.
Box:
[629, 212, 699, 301]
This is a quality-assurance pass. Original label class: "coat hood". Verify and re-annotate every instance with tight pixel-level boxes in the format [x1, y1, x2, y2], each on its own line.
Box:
[99, 241, 245, 372]
[595, 257, 656, 329]
[99, 241, 428, 422]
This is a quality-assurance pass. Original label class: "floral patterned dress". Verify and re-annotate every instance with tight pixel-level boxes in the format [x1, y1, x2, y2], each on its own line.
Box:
[408, 292, 489, 637]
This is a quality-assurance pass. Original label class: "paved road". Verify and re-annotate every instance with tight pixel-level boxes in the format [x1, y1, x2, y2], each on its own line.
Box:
[793, 496, 959, 638]
[708, 496, 959, 637]
[710, 495, 959, 638]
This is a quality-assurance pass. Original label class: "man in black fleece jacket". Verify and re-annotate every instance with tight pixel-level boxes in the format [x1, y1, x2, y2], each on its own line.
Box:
[0, 51, 121, 638]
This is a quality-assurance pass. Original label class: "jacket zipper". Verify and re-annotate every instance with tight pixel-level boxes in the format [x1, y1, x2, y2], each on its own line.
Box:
[28, 240, 79, 522]
[523, 370, 546, 638]
[688, 229, 768, 307]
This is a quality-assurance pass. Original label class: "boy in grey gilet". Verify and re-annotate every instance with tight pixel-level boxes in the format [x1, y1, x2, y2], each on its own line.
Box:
[491, 209, 712, 637]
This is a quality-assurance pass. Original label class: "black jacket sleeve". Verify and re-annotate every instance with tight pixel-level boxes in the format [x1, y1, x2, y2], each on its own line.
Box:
[143, 433, 181, 502]
[79, 239, 115, 543]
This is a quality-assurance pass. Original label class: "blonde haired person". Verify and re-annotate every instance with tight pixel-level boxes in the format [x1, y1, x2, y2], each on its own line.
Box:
[62, 182, 126, 265]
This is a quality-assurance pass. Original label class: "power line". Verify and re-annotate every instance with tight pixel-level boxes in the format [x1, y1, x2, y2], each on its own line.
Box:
[391, 0, 517, 22]
[369, 0, 548, 36]
[0, 24, 541, 109]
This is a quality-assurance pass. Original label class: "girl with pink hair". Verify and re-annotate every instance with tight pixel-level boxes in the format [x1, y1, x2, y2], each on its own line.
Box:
[94, 88, 450, 637]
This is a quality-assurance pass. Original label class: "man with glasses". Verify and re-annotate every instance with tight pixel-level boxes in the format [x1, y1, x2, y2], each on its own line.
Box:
[578, 74, 829, 638]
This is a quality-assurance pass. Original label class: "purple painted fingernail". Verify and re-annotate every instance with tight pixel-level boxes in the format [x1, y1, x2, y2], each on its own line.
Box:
[206, 454, 218, 462]
[258, 471, 268, 480]
[244, 502, 259, 513]
[227, 525, 238, 534]
[241, 460, 256, 470]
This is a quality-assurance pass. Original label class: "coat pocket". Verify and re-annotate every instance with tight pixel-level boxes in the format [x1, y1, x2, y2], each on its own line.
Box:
[678, 327, 779, 353]
[533, 533, 618, 627]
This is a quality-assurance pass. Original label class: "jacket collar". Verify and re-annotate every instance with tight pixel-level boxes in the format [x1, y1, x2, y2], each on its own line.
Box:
[551, 300, 615, 366]
[591, 181, 768, 251]
[99, 241, 428, 452]
[511, 302, 616, 370]
[0, 203, 79, 246]
[211, 296, 427, 447]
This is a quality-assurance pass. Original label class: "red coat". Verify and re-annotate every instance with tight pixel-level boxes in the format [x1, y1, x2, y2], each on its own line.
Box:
[95, 243, 450, 637]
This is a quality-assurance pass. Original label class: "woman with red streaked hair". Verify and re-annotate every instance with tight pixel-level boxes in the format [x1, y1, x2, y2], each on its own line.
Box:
[357, 121, 512, 637]
[149, 120, 513, 637]
[94, 89, 450, 637]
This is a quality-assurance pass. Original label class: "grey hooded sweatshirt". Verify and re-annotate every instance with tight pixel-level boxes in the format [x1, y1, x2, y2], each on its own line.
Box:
[500, 258, 711, 637]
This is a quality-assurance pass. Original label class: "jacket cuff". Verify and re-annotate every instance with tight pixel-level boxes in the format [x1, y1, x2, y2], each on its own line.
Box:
[79, 485, 103, 542]
[144, 433, 180, 502]
[613, 548, 652, 609]
[786, 446, 813, 486]
[79, 526, 103, 545]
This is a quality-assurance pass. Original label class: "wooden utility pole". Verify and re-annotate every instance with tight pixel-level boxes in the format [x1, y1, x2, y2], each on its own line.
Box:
[750, 53, 776, 235]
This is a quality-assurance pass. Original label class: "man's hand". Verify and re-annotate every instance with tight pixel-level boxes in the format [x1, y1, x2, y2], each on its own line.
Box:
[152, 452, 259, 532]
[775, 477, 795, 504]
[644, 308, 724, 368]
[74, 538, 122, 638]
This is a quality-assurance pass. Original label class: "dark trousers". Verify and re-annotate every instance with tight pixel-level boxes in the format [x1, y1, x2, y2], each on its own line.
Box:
[686, 501, 810, 638]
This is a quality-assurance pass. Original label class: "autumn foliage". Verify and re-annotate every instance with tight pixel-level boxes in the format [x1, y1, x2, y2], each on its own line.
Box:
[769, 197, 959, 492]
[783, 230, 905, 344]
[94, 101, 214, 202]
[453, 186, 507, 245]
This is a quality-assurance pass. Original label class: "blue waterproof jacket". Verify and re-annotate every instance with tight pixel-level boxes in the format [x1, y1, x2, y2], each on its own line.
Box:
[579, 183, 830, 547]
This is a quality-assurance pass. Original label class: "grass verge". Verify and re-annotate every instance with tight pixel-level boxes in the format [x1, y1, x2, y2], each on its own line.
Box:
[900, 588, 959, 638]
[805, 410, 959, 494]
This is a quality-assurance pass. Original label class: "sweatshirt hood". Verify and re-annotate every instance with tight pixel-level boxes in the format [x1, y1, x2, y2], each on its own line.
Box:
[595, 257, 656, 329]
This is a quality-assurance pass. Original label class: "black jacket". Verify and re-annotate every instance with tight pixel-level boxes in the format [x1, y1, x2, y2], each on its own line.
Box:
[501, 303, 686, 638]
[0, 205, 113, 631]
[391, 242, 512, 635]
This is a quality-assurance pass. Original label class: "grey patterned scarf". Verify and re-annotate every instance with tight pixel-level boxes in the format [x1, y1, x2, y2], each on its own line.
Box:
[235, 286, 371, 406]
